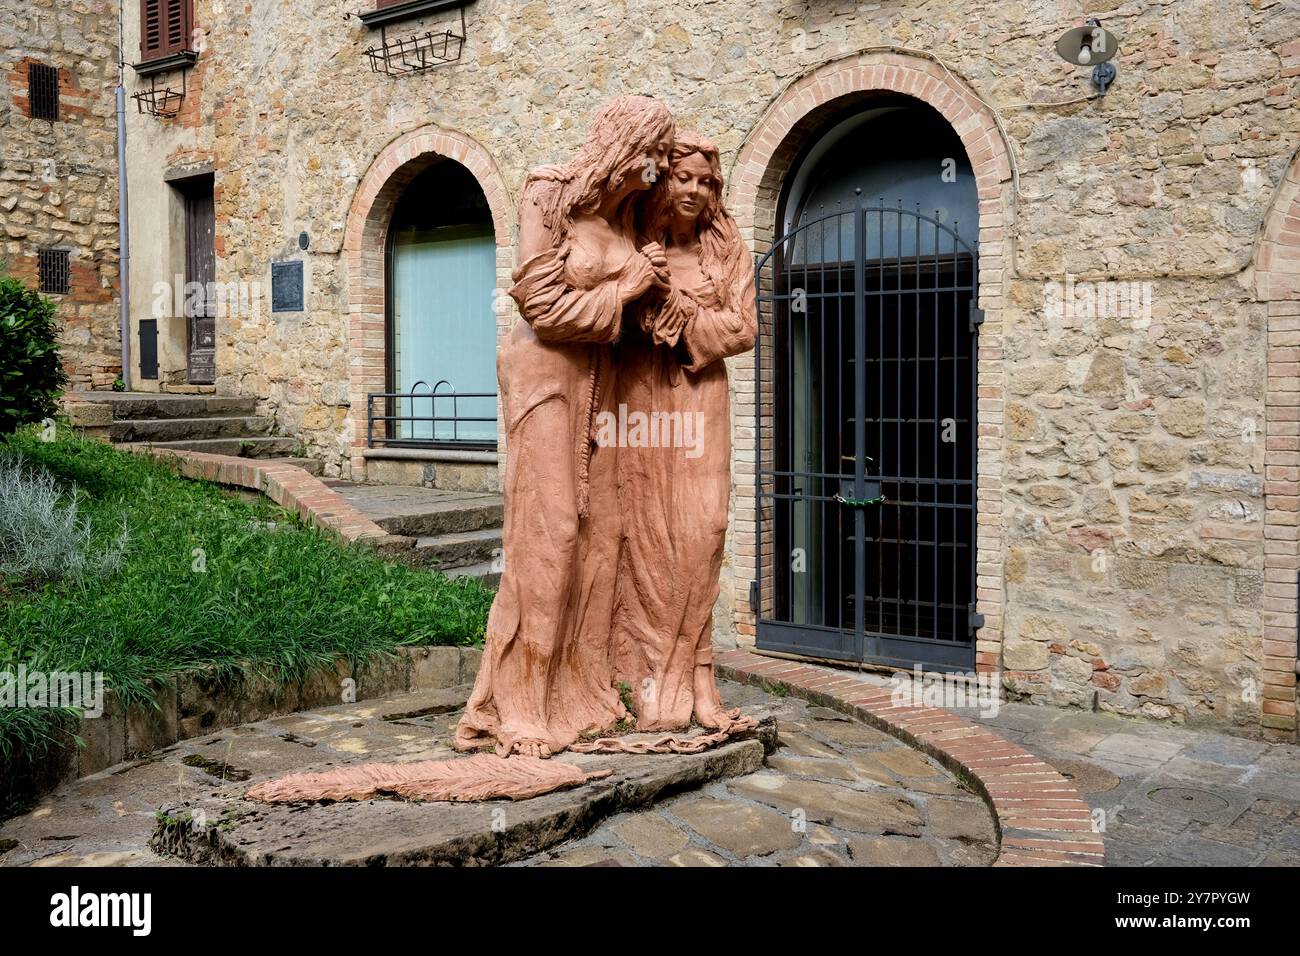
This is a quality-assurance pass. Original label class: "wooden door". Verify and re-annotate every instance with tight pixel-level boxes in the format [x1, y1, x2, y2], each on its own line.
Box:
[183, 179, 215, 384]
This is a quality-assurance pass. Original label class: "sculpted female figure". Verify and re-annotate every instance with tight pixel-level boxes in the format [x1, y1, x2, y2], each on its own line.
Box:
[455, 96, 674, 759]
[612, 131, 758, 732]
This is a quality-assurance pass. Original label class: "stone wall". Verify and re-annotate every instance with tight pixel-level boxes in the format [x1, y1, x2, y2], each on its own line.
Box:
[0, 0, 121, 389]
[118, 0, 1300, 735]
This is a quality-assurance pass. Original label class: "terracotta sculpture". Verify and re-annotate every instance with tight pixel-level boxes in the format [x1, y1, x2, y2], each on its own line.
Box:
[243, 110, 758, 809]
[454, 95, 676, 759]
[611, 131, 758, 731]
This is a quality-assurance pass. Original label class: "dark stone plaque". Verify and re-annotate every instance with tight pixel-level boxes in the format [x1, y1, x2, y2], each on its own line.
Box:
[271, 260, 304, 313]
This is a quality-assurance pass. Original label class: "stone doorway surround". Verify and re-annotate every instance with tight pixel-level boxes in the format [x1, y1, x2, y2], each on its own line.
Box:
[342, 126, 515, 481]
[724, 51, 1016, 682]
[1252, 147, 1300, 740]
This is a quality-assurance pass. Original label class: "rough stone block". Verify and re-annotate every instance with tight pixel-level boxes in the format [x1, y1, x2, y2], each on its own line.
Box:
[355, 652, 411, 699]
[1005, 635, 1051, 669]
[406, 646, 461, 690]
[125, 682, 179, 757]
[459, 646, 483, 684]
[62, 401, 113, 428]
[78, 690, 126, 776]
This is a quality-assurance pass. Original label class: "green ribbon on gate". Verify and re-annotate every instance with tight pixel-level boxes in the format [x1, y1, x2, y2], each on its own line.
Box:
[833, 493, 886, 508]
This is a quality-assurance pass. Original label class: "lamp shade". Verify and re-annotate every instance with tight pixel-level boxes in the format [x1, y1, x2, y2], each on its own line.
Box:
[1055, 23, 1119, 67]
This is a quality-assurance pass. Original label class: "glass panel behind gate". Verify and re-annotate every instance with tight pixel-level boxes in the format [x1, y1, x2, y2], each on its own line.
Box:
[757, 206, 977, 668]
[773, 212, 855, 632]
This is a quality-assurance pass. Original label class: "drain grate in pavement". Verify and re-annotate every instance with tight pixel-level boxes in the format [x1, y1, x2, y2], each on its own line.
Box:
[1051, 757, 1120, 794]
[1147, 787, 1231, 816]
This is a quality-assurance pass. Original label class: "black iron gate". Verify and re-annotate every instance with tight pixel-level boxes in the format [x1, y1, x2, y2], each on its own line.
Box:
[753, 202, 980, 672]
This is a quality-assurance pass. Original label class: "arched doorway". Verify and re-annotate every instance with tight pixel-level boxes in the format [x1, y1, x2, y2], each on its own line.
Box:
[755, 98, 981, 672]
[386, 159, 497, 445]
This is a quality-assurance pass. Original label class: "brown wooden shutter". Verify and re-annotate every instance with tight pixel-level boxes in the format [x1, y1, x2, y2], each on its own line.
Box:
[140, 0, 192, 60]
[164, 0, 191, 55]
[141, 0, 164, 59]
[376, 0, 407, 8]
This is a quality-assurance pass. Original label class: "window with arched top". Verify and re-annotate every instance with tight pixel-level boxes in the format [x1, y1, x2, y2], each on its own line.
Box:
[386, 159, 497, 445]
[782, 104, 979, 265]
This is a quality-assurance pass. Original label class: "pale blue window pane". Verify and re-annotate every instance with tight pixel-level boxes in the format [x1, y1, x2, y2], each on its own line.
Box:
[392, 225, 497, 442]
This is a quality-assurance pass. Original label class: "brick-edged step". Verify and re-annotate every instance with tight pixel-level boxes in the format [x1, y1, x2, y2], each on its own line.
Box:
[119, 436, 301, 459]
[66, 391, 259, 419]
[262, 456, 324, 476]
[110, 416, 273, 442]
[414, 527, 502, 571]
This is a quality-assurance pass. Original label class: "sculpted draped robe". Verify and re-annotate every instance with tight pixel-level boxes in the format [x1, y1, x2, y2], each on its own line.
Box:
[454, 174, 658, 756]
[611, 257, 757, 730]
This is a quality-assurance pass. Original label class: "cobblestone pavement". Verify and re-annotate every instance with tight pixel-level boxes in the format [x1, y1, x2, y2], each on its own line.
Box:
[516, 682, 997, 867]
[796, 663, 1300, 867]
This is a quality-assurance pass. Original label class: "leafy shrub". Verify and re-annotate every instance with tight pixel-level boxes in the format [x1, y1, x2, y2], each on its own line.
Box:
[0, 276, 67, 436]
[0, 454, 128, 581]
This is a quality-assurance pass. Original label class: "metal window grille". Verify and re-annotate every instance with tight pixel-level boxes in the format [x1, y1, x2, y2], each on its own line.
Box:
[367, 383, 497, 448]
[28, 62, 59, 121]
[38, 248, 70, 294]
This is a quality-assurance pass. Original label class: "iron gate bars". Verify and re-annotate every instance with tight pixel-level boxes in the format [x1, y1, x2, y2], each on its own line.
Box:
[753, 200, 979, 673]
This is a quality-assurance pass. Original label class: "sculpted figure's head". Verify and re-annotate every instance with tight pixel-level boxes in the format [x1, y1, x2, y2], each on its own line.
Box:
[642, 131, 748, 309]
[660, 131, 725, 230]
[563, 95, 674, 220]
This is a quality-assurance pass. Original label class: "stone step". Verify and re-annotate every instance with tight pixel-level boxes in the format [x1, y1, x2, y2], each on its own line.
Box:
[414, 527, 503, 570]
[373, 498, 503, 537]
[110, 416, 273, 442]
[119, 436, 302, 458]
[66, 391, 259, 420]
[322, 482, 503, 537]
[442, 560, 502, 590]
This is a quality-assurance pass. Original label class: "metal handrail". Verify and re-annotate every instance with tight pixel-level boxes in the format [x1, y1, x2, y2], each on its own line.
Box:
[367, 383, 497, 448]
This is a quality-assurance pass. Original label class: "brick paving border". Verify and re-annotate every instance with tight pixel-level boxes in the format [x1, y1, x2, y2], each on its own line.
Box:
[130, 446, 411, 553]
[716, 649, 1104, 866]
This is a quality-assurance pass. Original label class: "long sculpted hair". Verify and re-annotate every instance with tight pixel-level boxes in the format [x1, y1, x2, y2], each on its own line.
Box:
[526, 95, 675, 242]
[639, 131, 749, 312]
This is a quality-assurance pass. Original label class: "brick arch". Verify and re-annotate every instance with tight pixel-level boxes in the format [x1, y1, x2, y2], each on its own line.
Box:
[724, 51, 1015, 678]
[1252, 147, 1300, 739]
[343, 125, 514, 478]
[727, 51, 1015, 246]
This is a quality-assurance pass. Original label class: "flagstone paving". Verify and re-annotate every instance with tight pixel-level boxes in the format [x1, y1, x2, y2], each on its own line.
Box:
[0, 680, 995, 867]
[782, 663, 1300, 868]
[516, 684, 996, 867]
[5, 660, 1294, 867]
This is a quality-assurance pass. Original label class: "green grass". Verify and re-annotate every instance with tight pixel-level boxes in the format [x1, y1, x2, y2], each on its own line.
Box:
[0, 429, 494, 771]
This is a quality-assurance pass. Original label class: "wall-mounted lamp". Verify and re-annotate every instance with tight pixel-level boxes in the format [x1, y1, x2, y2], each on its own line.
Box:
[1055, 18, 1119, 95]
